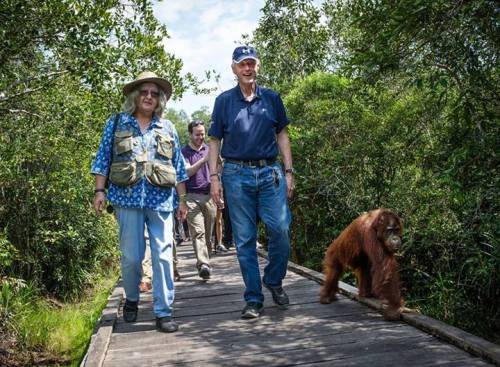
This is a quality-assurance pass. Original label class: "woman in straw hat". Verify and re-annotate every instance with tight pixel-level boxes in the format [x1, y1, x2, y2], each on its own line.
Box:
[91, 71, 188, 332]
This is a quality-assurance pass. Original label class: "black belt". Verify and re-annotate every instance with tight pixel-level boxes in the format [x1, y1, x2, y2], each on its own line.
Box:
[225, 158, 276, 167]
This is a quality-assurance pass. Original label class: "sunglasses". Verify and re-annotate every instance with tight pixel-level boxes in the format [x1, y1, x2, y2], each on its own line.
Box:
[139, 89, 160, 98]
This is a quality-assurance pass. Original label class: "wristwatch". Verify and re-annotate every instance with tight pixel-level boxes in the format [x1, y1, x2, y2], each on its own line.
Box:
[284, 168, 294, 174]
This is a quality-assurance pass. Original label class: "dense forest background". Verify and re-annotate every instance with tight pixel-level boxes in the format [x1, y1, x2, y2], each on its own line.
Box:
[0, 0, 498, 364]
[249, 0, 498, 343]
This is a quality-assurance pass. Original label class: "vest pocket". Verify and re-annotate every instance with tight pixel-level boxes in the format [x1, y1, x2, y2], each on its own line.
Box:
[109, 161, 142, 187]
[145, 160, 176, 187]
[114, 131, 133, 155]
[156, 134, 173, 159]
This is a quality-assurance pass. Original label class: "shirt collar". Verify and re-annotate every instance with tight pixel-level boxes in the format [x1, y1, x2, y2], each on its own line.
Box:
[150, 114, 161, 127]
[127, 113, 160, 130]
[187, 142, 207, 152]
[234, 84, 261, 101]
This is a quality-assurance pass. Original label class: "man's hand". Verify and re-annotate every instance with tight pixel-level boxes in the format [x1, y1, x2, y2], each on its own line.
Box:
[93, 192, 106, 215]
[177, 202, 187, 222]
[286, 173, 294, 199]
[210, 177, 223, 208]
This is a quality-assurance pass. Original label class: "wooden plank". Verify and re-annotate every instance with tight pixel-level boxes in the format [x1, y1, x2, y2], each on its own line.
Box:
[113, 296, 377, 333]
[104, 325, 432, 364]
[403, 312, 500, 366]
[108, 313, 402, 350]
[88, 242, 497, 367]
[171, 277, 315, 298]
[270, 249, 500, 366]
[138, 283, 326, 309]
[103, 327, 492, 367]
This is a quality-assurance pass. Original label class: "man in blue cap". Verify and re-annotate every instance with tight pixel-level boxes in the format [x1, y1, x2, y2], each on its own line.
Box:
[208, 46, 294, 319]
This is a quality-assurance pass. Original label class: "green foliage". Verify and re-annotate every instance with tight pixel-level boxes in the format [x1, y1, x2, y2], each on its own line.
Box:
[249, 0, 331, 91]
[0, 273, 118, 365]
[253, 0, 499, 343]
[165, 108, 190, 145]
[0, 76, 120, 299]
[285, 71, 499, 342]
[190, 106, 212, 123]
[0, 230, 17, 270]
[0, 0, 203, 301]
[0, 0, 197, 99]
[325, 0, 499, 92]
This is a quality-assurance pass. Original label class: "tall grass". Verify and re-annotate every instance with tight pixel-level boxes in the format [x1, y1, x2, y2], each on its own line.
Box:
[1, 269, 118, 366]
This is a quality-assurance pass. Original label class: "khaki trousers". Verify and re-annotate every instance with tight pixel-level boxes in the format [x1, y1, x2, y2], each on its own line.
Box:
[186, 193, 217, 269]
[143, 226, 178, 281]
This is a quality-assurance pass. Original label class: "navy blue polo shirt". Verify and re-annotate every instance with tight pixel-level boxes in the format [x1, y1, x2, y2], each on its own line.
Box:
[209, 85, 290, 160]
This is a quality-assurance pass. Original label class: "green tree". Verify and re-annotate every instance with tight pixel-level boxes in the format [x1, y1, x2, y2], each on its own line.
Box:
[249, 0, 331, 91]
[165, 107, 189, 145]
[251, 0, 499, 341]
[190, 106, 211, 123]
[0, 0, 199, 298]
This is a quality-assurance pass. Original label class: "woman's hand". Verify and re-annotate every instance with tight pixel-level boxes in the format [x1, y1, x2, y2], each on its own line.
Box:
[93, 192, 106, 215]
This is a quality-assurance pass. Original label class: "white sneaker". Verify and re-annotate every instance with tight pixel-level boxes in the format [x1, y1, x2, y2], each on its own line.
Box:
[216, 244, 228, 252]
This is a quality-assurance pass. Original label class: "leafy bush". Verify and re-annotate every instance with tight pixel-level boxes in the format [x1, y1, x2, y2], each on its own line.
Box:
[0, 77, 119, 299]
[286, 72, 499, 342]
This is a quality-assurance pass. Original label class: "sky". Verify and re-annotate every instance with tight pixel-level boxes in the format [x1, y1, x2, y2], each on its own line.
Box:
[152, 0, 266, 117]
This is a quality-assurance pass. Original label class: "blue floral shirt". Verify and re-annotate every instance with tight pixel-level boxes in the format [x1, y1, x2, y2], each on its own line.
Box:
[91, 113, 188, 212]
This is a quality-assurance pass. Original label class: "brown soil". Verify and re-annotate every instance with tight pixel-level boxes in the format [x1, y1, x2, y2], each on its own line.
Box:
[0, 337, 70, 366]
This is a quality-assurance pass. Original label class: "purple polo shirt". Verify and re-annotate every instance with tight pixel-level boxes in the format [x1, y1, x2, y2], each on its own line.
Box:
[181, 143, 211, 194]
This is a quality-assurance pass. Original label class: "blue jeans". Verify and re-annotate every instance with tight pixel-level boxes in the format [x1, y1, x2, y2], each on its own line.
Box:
[115, 207, 175, 318]
[222, 162, 291, 304]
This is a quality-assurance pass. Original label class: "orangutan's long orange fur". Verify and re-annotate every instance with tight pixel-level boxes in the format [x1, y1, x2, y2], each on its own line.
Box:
[319, 209, 404, 320]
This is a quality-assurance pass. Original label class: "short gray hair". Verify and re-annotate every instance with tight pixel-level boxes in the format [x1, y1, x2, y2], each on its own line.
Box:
[122, 83, 168, 117]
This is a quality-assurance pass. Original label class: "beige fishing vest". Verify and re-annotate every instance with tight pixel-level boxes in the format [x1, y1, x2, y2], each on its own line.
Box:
[109, 123, 177, 188]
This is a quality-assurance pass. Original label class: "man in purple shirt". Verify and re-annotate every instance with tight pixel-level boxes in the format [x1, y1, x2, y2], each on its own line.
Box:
[181, 120, 217, 279]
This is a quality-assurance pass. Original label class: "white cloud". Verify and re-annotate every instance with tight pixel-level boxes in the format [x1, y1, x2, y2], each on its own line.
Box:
[153, 0, 197, 25]
[153, 0, 265, 116]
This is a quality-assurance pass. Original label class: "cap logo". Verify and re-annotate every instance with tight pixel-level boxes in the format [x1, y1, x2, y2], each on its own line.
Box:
[232, 45, 258, 63]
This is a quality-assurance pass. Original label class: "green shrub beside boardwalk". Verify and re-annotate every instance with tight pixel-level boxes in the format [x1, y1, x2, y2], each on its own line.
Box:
[0, 273, 118, 366]
[285, 72, 499, 344]
[251, 0, 499, 345]
[0, 1, 192, 364]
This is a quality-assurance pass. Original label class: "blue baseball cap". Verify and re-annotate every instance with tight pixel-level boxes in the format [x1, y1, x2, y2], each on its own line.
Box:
[232, 46, 258, 63]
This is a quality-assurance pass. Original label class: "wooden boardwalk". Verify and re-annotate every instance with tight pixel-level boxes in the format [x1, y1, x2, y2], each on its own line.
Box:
[83, 242, 500, 367]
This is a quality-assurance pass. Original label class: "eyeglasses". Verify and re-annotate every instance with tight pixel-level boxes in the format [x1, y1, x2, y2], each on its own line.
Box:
[189, 121, 205, 130]
[188, 120, 205, 133]
[139, 89, 160, 98]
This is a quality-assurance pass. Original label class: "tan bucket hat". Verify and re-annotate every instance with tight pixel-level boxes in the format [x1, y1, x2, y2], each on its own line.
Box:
[123, 71, 172, 101]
